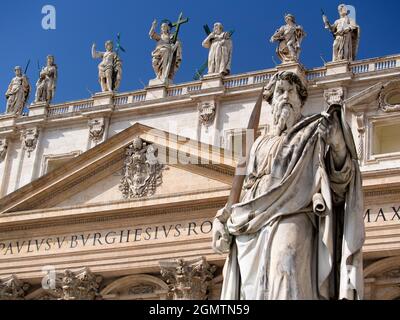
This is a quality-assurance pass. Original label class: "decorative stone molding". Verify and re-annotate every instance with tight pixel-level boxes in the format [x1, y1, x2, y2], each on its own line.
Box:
[119, 137, 165, 199]
[198, 102, 216, 128]
[379, 80, 400, 112]
[88, 118, 105, 143]
[324, 87, 345, 106]
[100, 274, 169, 300]
[381, 269, 400, 278]
[21, 128, 39, 158]
[0, 138, 8, 162]
[160, 256, 216, 300]
[44, 267, 103, 300]
[129, 284, 156, 295]
[0, 275, 30, 300]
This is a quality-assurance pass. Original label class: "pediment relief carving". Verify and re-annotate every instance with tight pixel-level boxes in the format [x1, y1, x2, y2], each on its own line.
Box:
[0, 123, 235, 214]
[119, 137, 165, 199]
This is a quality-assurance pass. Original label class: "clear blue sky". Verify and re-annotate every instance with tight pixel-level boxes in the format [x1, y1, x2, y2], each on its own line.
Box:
[0, 0, 399, 113]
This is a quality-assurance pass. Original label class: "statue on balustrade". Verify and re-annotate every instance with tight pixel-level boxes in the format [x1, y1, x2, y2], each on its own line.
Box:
[270, 14, 306, 64]
[35, 55, 58, 104]
[91, 40, 122, 92]
[149, 13, 188, 85]
[202, 22, 233, 76]
[212, 71, 365, 300]
[322, 4, 360, 62]
[5, 66, 31, 115]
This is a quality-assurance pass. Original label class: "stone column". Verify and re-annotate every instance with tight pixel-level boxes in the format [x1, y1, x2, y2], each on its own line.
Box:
[160, 257, 216, 300]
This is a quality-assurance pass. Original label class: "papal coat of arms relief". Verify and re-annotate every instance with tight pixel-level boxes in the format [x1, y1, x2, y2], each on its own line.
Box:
[119, 137, 165, 199]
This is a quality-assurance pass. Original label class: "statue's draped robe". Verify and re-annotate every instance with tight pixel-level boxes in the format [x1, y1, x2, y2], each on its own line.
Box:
[151, 33, 182, 82]
[202, 32, 232, 75]
[6, 76, 30, 115]
[332, 17, 359, 61]
[221, 108, 364, 300]
[35, 64, 57, 103]
[271, 25, 304, 63]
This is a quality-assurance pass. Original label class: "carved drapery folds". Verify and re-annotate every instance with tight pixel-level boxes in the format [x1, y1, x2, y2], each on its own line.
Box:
[379, 80, 400, 112]
[43, 268, 103, 300]
[21, 128, 39, 158]
[160, 257, 216, 300]
[324, 87, 345, 106]
[88, 118, 105, 143]
[119, 137, 164, 199]
[0, 275, 30, 300]
[198, 102, 216, 128]
[0, 139, 8, 162]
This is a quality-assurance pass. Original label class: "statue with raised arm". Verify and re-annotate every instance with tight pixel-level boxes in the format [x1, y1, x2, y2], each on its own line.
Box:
[212, 71, 365, 300]
[5, 66, 30, 115]
[270, 14, 306, 64]
[91, 40, 122, 92]
[35, 55, 57, 104]
[149, 19, 183, 85]
[202, 22, 233, 76]
[322, 4, 360, 62]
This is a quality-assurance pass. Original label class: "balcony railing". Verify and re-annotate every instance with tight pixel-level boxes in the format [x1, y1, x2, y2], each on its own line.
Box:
[33, 53, 400, 120]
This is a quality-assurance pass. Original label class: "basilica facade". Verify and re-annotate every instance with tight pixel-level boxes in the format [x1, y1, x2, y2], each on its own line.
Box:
[1, 7, 400, 301]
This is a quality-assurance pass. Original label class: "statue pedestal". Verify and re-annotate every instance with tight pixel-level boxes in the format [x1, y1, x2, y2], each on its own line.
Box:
[93, 91, 114, 107]
[201, 73, 224, 90]
[325, 60, 350, 76]
[145, 82, 167, 101]
[276, 62, 307, 84]
[0, 114, 17, 130]
[29, 101, 49, 117]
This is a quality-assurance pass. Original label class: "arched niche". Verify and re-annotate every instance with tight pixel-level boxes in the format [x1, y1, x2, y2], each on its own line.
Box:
[100, 274, 169, 300]
[364, 256, 400, 300]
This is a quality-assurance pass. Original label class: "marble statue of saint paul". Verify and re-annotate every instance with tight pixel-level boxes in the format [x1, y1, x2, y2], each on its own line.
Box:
[212, 71, 365, 300]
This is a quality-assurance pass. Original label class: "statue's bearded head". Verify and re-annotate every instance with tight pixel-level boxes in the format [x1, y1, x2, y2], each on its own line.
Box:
[213, 22, 224, 35]
[284, 14, 295, 25]
[47, 55, 55, 66]
[105, 41, 113, 52]
[264, 71, 308, 136]
[338, 4, 348, 18]
[161, 23, 170, 35]
[14, 66, 22, 77]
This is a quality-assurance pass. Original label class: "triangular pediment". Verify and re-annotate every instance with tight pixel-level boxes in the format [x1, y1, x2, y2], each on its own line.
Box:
[346, 82, 384, 110]
[0, 123, 235, 214]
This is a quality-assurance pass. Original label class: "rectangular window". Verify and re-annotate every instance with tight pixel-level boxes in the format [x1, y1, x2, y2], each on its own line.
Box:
[373, 123, 400, 155]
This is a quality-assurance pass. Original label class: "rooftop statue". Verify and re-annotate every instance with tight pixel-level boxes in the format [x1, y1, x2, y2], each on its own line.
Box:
[322, 4, 360, 62]
[91, 40, 122, 92]
[35, 55, 58, 104]
[149, 13, 188, 85]
[270, 14, 306, 64]
[202, 22, 233, 76]
[5, 66, 31, 116]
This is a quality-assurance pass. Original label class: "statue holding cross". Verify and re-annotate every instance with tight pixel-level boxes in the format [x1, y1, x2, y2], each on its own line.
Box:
[149, 13, 189, 85]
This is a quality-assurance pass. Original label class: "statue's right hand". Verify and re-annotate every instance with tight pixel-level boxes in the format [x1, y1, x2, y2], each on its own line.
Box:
[212, 218, 232, 255]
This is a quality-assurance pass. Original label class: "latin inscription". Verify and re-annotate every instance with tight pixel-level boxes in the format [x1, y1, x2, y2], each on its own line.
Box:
[364, 206, 400, 224]
[0, 220, 213, 257]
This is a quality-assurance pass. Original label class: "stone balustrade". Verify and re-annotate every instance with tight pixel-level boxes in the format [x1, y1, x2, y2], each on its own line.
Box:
[1, 54, 400, 126]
